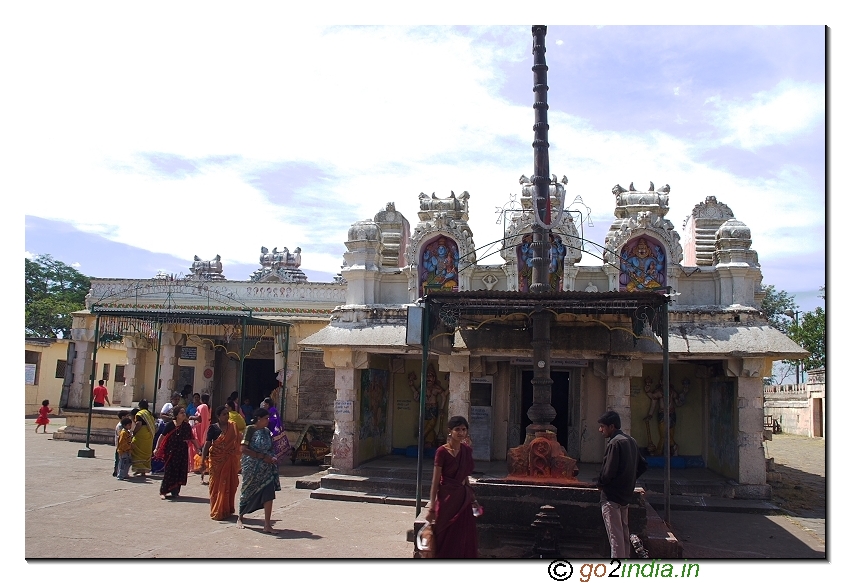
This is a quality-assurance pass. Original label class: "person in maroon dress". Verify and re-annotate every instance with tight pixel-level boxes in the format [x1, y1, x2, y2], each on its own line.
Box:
[425, 415, 480, 558]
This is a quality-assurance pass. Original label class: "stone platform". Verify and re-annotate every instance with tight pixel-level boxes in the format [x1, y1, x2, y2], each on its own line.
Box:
[52, 407, 128, 445]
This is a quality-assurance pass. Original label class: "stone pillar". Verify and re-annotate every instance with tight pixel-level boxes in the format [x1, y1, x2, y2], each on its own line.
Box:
[439, 355, 471, 422]
[603, 263, 620, 292]
[117, 345, 138, 407]
[599, 357, 638, 436]
[563, 265, 579, 291]
[156, 332, 183, 410]
[728, 358, 769, 493]
[68, 339, 94, 409]
[119, 336, 149, 407]
[202, 349, 216, 395]
[324, 349, 368, 471]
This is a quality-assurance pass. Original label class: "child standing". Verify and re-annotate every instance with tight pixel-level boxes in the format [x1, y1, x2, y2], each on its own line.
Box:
[113, 411, 130, 476]
[116, 417, 133, 480]
[35, 400, 52, 433]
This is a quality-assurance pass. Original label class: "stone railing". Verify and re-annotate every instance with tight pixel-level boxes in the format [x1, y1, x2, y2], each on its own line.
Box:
[764, 383, 807, 395]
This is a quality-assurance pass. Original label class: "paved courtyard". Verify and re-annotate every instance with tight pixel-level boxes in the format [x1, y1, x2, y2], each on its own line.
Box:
[21, 418, 834, 577]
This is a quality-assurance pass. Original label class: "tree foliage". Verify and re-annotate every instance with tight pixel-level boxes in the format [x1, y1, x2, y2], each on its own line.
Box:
[788, 307, 825, 372]
[25, 255, 91, 338]
[760, 284, 798, 334]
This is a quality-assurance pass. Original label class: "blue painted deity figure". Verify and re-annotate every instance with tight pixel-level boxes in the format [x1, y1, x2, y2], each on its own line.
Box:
[517, 233, 567, 292]
[620, 236, 666, 292]
[420, 236, 460, 294]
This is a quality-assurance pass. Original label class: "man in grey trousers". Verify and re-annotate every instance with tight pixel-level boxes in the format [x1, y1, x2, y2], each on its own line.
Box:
[596, 410, 647, 558]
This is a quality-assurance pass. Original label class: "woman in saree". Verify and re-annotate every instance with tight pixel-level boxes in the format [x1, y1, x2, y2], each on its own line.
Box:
[130, 400, 157, 477]
[227, 399, 247, 436]
[262, 396, 292, 460]
[201, 406, 241, 521]
[237, 408, 280, 533]
[189, 393, 211, 473]
[425, 415, 480, 558]
[155, 406, 203, 499]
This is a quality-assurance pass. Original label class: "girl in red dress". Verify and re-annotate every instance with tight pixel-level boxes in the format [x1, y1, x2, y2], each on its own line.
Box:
[35, 399, 52, 433]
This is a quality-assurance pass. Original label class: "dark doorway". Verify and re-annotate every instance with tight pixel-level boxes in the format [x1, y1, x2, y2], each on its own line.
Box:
[521, 370, 570, 450]
[241, 358, 277, 414]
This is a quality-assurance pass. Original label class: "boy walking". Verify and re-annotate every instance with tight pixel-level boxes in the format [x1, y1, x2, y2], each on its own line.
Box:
[113, 410, 130, 476]
[116, 417, 133, 480]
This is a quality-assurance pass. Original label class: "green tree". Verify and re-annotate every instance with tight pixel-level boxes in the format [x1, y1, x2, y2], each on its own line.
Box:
[760, 284, 798, 334]
[25, 255, 91, 338]
[788, 308, 825, 371]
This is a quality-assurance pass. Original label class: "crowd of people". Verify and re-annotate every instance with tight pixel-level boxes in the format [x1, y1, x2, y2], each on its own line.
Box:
[34, 386, 522, 557]
[95, 387, 293, 533]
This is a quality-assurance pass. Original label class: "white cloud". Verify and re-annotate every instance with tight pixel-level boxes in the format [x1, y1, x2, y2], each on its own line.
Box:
[8, 22, 824, 286]
[708, 80, 824, 150]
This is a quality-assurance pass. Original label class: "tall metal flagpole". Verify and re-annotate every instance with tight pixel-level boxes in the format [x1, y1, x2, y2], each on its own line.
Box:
[525, 25, 557, 440]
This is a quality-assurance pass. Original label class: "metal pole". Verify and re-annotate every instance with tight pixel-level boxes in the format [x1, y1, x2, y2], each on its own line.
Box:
[238, 317, 247, 404]
[794, 311, 801, 385]
[280, 326, 289, 420]
[524, 25, 558, 441]
[78, 314, 100, 458]
[415, 299, 431, 517]
[152, 323, 163, 414]
[663, 289, 671, 524]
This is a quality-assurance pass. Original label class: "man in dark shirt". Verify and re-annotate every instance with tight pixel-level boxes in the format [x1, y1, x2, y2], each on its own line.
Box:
[597, 410, 647, 558]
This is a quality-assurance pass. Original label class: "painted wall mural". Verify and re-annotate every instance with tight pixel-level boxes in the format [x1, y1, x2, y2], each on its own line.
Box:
[619, 235, 666, 292]
[517, 233, 568, 292]
[419, 236, 460, 295]
[359, 369, 389, 440]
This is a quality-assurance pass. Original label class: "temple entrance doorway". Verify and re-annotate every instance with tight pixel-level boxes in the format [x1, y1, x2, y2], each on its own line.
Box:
[521, 370, 570, 450]
[242, 358, 277, 415]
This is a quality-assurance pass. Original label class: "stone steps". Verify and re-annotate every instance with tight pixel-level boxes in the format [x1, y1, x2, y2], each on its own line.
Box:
[306, 470, 432, 505]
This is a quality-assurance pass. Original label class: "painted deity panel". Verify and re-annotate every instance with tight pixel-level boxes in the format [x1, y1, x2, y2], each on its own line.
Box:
[619, 235, 666, 292]
[359, 369, 389, 440]
[517, 233, 568, 292]
[419, 236, 460, 295]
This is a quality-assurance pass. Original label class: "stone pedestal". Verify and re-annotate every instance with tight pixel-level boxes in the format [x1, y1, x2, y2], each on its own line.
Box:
[506, 431, 579, 483]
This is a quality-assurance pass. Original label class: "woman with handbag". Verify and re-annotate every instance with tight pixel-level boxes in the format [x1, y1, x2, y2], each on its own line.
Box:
[425, 415, 480, 558]
[155, 406, 203, 499]
[237, 408, 280, 533]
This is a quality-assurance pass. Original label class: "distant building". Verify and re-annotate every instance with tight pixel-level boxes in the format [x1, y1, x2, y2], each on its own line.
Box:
[764, 368, 825, 438]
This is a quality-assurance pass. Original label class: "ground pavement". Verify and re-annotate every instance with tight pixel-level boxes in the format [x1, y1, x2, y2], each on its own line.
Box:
[24, 418, 414, 560]
[23, 418, 833, 575]
[665, 433, 826, 559]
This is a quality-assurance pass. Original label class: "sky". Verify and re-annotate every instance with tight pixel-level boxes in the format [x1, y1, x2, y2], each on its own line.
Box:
[8, 11, 827, 313]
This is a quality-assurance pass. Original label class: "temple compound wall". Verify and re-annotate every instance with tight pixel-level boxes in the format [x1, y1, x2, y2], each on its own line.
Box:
[764, 368, 825, 438]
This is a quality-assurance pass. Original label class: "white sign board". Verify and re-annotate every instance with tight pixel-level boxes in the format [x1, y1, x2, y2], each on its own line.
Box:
[25, 364, 37, 385]
[334, 400, 354, 421]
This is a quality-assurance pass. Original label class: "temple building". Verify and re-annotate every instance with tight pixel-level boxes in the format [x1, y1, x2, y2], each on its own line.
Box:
[64, 183, 806, 497]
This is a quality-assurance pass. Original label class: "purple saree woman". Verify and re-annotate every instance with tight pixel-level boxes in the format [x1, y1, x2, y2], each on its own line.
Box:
[262, 397, 291, 459]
